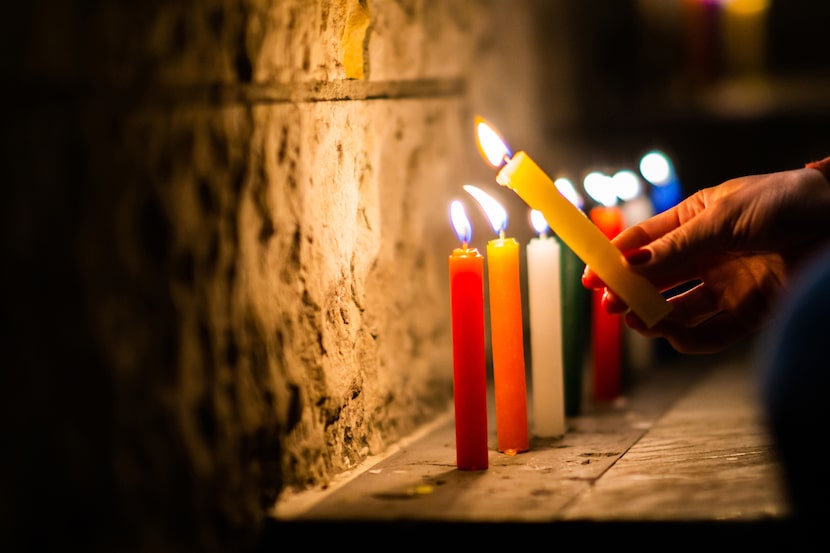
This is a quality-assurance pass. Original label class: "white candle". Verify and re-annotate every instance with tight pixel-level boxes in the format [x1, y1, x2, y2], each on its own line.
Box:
[527, 210, 565, 438]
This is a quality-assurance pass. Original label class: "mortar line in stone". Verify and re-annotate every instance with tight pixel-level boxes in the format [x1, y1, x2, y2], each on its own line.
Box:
[117, 78, 468, 106]
[270, 405, 454, 520]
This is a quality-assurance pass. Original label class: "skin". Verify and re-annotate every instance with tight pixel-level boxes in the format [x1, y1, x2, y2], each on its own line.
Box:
[582, 167, 830, 354]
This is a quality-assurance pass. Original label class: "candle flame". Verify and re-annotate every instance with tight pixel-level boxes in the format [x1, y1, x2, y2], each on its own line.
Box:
[530, 209, 549, 236]
[474, 116, 512, 168]
[450, 200, 472, 245]
[583, 171, 617, 207]
[464, 184, 508, 235]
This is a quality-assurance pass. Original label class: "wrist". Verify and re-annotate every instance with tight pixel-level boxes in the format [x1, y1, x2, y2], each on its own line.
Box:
[806, 155, 830, 182]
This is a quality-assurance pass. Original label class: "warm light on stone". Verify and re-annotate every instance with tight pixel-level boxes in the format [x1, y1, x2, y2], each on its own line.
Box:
[341, 0, 371, 79]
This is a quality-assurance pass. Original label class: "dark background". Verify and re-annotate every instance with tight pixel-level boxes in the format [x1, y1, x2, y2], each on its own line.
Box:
[536, 0, 830, 197]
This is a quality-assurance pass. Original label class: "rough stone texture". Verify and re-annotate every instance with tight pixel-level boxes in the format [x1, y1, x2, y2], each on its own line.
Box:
[1, 1, 557, 552]
[264, 99, 465, 491]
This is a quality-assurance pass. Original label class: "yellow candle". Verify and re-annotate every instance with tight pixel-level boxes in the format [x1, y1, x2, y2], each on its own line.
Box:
[475, 118, 671, 328]
[496, 152, 671, 328]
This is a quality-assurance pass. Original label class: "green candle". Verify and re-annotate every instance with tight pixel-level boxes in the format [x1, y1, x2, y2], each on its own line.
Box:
[560, 242, 590, 416]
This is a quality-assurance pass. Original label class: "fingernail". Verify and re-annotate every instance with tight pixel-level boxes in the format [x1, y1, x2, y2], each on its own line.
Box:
[624, 248, 651, 265]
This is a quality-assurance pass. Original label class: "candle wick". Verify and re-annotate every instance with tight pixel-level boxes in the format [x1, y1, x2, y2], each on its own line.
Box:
[462, 241, 468, 250]
[502, 154, 510, 165]
[499, 230, 505, 240]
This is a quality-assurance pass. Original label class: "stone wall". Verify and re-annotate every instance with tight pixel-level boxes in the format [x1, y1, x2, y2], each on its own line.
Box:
[1, 1, 564, 551]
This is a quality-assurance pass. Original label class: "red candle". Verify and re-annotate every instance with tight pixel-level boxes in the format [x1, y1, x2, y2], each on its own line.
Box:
[464, 185, 529, 455]
[448, 201, 489, 470]
[584, 172, 624, 402]
[589, 205, 624, 402]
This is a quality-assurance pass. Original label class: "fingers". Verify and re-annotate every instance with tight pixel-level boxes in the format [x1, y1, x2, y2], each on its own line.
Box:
[582, 204, 694, 291]
[620, 258, 781, 354]
[615, 280, 716, 330]
[600, 289, 628, 314]
[584, 246, 688, 314]
[582, 224, 660, 288]
[632, 196, 735, 287]
[582, 247, 653, 289]
[623, 307, 747, 354]
[581, 265, 605, 290]
[583, 192, 731, 325]
[659, 281, 720, 327]
[609, 223, 661, 253]
[591, 281, 757, 354]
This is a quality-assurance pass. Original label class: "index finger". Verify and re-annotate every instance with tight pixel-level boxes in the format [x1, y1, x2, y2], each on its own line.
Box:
[611, 207, 685, 252]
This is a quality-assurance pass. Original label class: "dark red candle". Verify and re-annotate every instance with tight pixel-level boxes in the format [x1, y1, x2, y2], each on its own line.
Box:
[449, 201, 489, 470]
[589, 205, 624, 402]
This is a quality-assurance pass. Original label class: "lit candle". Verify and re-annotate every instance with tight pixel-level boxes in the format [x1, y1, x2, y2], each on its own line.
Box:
[464, 184, 529, 455]
[448, 200, 489, 471]
[584, 171, 624, 402]
[475, 117, 672, 329]
[527, 209, 565, 438]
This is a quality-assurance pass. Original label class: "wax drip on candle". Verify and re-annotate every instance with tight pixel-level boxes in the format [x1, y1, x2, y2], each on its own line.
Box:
[463, 184, 508, 239]
[450, 200, 473, 249]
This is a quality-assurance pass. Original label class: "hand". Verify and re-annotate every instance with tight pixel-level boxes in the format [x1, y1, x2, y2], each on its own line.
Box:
[582, 167, 830, 354]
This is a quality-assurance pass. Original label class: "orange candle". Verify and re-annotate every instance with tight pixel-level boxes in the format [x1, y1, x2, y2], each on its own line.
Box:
[465, 185, 529, 454]
[448, 201, 489, 471]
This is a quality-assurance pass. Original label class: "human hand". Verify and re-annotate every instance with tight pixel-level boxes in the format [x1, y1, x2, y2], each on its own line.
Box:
[582, 167, 830, 354]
